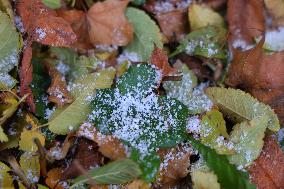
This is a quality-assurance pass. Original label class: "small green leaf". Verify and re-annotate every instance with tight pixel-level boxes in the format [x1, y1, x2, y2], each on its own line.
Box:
[205, 87, 280, 132]
[170, 26, 226, 59]
[187, 136, 256, 189]
[41, 0, 61, 9]
[228, 116, 268, 168]
[125, 8, 163, 61]
[200, 110, 233, 154]
[71, 159, 141, 188]
[0, 11, 22, 89]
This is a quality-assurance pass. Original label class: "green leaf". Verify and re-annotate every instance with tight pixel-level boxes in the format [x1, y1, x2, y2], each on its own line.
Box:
[169, 26, 226, 59]
[91, 64, 189, 181]
[131, 0, 145, 5]
[187, 136, 256, 189]
[41, 0, 61, 9]
[125, 8, 163, 61]
[228, 116, 268, 168]
[205, 87, 280, 132]
[0, 11, 22, 89]
[48, 69, 116, 134]
[200, 110, 233, 154]
[71, 159, 141, 188]
[189, 4, 225, 31]
[163, 64, 212, 114]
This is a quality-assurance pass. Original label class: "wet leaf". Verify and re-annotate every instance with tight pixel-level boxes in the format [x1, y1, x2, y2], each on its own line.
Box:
[87, 0, 133, 46]
[71, 159, 142, 188]
[206, 87, 280, 131]
[125, 7, 163, 61]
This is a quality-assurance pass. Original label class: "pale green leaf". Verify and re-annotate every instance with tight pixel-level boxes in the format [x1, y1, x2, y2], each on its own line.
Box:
[200, 110, 233, 154]
[71, 159, 142, 188]
[0, 11, 22, 89]
[19, 152, 40, 184]
[189, 4, 224, 31]
[229, 116, 268, 168]
[125, 7, 163, 61]
[205, 87, 280, 132]
[0, 161, 13, 188]
[41, 0, 61, 9]
[48, 69, 116, 134]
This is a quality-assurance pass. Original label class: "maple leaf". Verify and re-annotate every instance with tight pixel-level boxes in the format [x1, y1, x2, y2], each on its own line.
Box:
[87, 0, 133, 46]
[150, 46, 177, 77]
[248, 136, 284, 189]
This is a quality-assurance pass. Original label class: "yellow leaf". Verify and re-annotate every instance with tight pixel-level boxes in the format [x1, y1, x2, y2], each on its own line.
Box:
[191, 170, 221, 189]
[0, 162, 14, 188]
[188, 4, 224, 31]
[19, 130, 45, 152]
[19, 152, 40, 184]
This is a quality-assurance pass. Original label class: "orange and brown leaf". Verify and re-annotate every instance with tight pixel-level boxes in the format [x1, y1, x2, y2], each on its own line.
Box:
[86, 0, 133, 46]
[248, 136, 284, 189]
[45, 168, 67, 189]
[150, 46, 177, 77]
[43, 62, 73, 107]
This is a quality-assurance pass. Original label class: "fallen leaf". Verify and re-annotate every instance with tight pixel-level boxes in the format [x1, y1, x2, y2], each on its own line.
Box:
[43, 61, 73, 107]
[87, 0, 133, 46]
[46, 168, 67, 189]
[248, 136, 284, 189]
[157, 143, 192, 187]
[150, 46, 176, 77]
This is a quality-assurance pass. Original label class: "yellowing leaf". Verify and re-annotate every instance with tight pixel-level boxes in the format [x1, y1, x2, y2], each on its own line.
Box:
[19, 152, 40, 184]
[49, 69, 116, 134]
[188, 4, 224, 31]
[205, 87, 280, 132]
[19, 130, 45, 152]
[125, 7, 163, 61]
[229, 116, 269, 168]
[200, 110, 233, 154]
[0, 162, 13, 188]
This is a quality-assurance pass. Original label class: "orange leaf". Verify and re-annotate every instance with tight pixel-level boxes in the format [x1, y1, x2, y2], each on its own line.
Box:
[43, 62, 73, 107]
[248, 136, 284, 189]
[150, 46, 177, 77]
[86, 0, 133, 46]
[45, 168, 66, 189]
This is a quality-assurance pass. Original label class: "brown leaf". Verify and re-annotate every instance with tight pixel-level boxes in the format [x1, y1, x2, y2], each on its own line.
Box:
[43, 62, 73, 107]
[16, 0, 76, 47]
[155, 9, 189, 43]
[150, 46, 177, 77]
[63, 138, 104, 179]
[248, 136, 284, 189]
[86, 0, 133, 46]
[45, 168, 67, 189]
[19, 45, 35, 112]
[77, 123, 127, 160]
[156, 143, 192, 187]
[227, 0, 265, 47]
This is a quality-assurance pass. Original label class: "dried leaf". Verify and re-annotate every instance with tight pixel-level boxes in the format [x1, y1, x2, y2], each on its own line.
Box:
[44, 61, 73, 107]
[19, 130, 45, 152]
[157, 144, 192, 187]
[248, 136, 284, 189]
[19, 152, 40, 184]
[87, 0, 133, 46]
[188, 4, 224, 31]
[150, 46, 176, 77]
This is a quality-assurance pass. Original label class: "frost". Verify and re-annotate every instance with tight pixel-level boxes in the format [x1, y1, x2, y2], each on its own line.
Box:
[44, 106, 56, 120]
[232, 39, 254, 51]
[117, 51, 142, 64]
[56, 61, 70, 76]
[35, 28, 46, 41]
[95, 44, 118, 52]
[264, 27, 284, 51]
[186, 116, 201, 134]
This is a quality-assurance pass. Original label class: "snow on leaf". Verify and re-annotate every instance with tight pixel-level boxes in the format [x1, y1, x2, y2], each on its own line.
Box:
[188, 4, 224, 31]
[125, 7, 163, 61]
[228, 116, 269, 168]
[0, 11, 22, 89]
[71, 159, 142, 188]
[0, 161, 13, 188]
[200, 110, 234, 155]
[87, 0, 133, 46]
[205, 87, 280, 132]
[48, 69, 116, 135]
[19, 130, 45, 152]
[187, 136, 256, 189]
[19, 152, 40, 184]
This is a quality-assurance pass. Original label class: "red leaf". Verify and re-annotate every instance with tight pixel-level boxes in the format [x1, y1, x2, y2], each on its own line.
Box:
[248, 136, 284, 189]
[150, 46, 177, 77]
